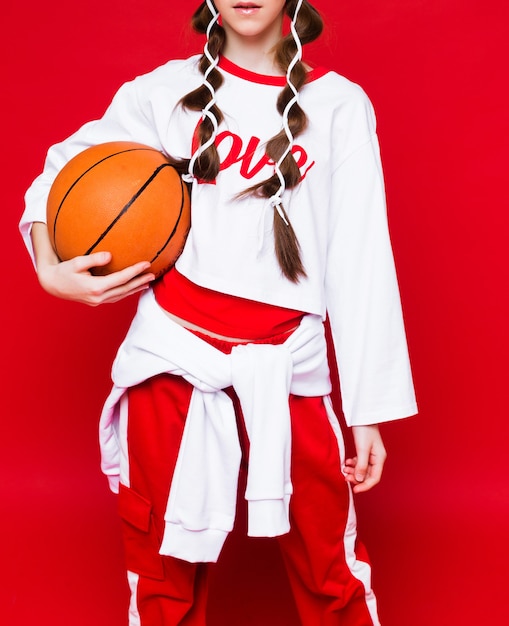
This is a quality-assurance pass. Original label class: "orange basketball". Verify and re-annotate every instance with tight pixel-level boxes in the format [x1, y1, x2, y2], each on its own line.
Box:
[46, 141, 191, 278]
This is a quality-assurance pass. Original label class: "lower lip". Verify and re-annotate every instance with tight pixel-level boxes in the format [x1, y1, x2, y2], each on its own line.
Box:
[234, 6, 260, 15]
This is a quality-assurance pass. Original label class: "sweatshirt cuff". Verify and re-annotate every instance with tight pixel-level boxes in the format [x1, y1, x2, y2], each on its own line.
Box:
[159, 522, 228, 563]
[106, 474, 120, 494]
[346, 401, 418, 426]
[247, 497, 291, 537]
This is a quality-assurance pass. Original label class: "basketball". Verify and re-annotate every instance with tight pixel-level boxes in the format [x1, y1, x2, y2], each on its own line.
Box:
[46, 141, 191, 278]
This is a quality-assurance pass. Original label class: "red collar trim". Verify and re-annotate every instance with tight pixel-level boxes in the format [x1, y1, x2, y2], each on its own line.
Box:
[218, 56, 329, 86]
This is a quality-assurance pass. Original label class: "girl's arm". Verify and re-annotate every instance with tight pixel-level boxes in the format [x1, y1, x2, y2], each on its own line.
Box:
[21, 75, 169, 283]
[324, 90, 417, 492]
[31, 222, 154, 306]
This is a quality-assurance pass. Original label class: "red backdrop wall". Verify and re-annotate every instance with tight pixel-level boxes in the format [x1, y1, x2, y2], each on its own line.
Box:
[2, 1, 508, 624]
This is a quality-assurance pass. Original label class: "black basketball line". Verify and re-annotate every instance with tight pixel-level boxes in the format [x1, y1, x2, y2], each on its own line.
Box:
[149, 175, 187, 263]
[84, 162, 179, 255]
[52, 147, 161, 257]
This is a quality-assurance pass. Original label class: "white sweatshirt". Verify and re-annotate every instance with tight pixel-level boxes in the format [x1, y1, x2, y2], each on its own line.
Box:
[20, 54, 417, 427]
[100, 289, 335, 562]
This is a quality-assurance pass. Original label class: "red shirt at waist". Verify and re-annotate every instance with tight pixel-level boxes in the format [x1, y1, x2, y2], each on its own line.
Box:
[153, 267, 304, 341]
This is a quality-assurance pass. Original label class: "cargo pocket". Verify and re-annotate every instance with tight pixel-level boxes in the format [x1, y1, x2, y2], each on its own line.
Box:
[118, 483, 165, 581]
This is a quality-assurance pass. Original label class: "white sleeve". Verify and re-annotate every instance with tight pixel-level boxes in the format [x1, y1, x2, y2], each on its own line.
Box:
[19, 77, 164, 265]
[325, 99, 417, 426]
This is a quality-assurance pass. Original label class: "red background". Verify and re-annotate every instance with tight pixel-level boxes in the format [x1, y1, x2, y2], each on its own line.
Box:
[2, 1, 509, 624]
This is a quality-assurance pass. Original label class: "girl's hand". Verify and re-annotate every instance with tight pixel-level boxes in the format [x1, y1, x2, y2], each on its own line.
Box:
[38, 251, 155, 306]
[31, 222, 155, 306]
[344, 424, 387, 493]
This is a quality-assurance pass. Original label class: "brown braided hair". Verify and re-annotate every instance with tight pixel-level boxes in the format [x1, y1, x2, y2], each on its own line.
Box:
[180, 1, 323, 282]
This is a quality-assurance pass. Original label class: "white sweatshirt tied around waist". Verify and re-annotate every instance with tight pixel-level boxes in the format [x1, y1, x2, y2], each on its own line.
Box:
[99, 288, 332, 562]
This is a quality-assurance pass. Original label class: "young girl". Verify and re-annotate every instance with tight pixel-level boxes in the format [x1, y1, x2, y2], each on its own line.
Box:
[20, 1, 417, 624]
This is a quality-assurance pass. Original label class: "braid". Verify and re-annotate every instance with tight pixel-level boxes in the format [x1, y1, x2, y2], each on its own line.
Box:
[180, 2, 225, 182]
[242, 1, 323, 282]
[260, 0, 322, 194]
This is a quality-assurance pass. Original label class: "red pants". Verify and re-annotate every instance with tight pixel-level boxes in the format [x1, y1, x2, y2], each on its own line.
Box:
[117, 334, 379, 626]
